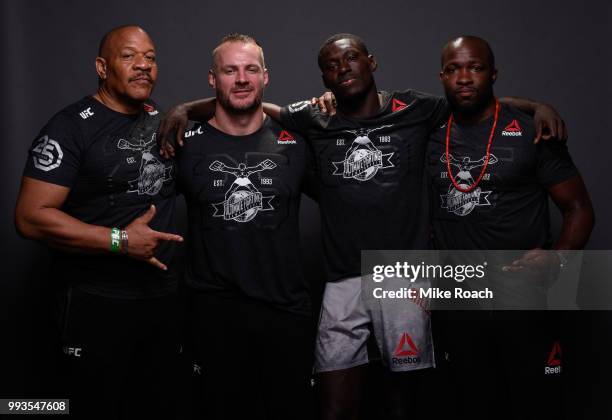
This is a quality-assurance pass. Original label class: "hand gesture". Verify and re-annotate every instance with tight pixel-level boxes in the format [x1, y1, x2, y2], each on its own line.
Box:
[125, 205, 183, 270]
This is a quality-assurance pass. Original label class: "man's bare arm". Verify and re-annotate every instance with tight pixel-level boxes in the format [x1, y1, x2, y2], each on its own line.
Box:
[15, 177, 183, 270]
[159, 99, 283, 158]
[505, 174, 595, 274]
[263, 103, 281, 121]
[548, 174, 595, 250]
[158, 98, 216, 157]
[309, 92, 567, 143]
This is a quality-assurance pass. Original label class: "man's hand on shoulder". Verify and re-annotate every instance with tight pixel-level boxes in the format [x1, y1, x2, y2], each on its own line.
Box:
[310, 91, 336, 115]
[533, 103, 568, 144]
[158, 103, 189, 158]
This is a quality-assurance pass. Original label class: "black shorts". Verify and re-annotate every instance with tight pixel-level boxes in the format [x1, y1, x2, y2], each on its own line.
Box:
[57, 287, 180, 420]
[188, 293, 314, 420]
[433, 310, 564, 420]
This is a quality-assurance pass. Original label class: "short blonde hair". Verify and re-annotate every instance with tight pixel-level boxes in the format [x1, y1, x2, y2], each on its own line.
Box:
[211, 33, 266, 71]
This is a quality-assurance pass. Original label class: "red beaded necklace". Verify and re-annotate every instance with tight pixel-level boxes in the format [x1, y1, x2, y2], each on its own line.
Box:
[445, 98, 499, 193]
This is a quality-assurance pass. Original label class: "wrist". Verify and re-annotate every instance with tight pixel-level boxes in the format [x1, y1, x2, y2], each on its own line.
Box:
[120, 229, 129, 255]
[110, 227, 129, 254]
[110, 227, 121, 253]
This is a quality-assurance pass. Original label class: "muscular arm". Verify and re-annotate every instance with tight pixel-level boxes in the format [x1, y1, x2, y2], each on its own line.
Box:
[159, 99, 283, 158]
[15, 177, 182, 269]
[262, 102, 282, 122]
[182, 98, 216, 121]
[499, 96, 567, 143]
[503, 174, 594, 275]
[15, 177, 110, 252]
[548, 174, 595, 250]
[158, 98, 216, 157]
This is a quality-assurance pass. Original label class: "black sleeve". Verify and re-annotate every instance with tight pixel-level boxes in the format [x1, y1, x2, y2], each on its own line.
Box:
[536, 141, 579, 187]
[410, 91, 450, 130]
[301, 141, 320, 202]
[22, 113, 83, 188]
[280, 100, 318, 135]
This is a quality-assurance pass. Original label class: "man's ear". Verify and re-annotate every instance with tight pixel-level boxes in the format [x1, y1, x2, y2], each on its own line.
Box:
[369, 55, 378, 73]
[491, 68, 498, 84]
[208, 69, 216, 89]
[95, 57, 107, 80]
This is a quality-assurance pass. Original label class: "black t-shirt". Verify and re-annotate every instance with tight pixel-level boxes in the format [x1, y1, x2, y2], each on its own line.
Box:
[427, 104, 578, 250]
[280, 90, 448, 282]
[178, 118, 310, 316]
[23, 96, 177, 298]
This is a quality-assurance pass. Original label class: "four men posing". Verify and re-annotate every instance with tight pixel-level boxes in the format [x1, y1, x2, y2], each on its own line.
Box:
[15, 25, 592, 420]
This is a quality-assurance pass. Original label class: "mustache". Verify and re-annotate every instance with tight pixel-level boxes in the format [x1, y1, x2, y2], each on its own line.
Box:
[231, 85, 254, 92]
[129, 73, 152, 82]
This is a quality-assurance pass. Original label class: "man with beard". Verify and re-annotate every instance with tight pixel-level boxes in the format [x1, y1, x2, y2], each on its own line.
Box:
[427, 36, 594, 419]
[15, 26, 183, 419]
[176, 33, 314, 420]
[160, 33, 565, 420]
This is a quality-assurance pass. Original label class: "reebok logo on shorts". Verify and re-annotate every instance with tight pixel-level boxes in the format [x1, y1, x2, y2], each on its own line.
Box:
[544, 341, 562, 375]
[502, 119, 522, 136]
[391, 332, 421, 365]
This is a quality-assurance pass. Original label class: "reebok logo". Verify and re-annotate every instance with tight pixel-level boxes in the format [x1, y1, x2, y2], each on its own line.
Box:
[544, 341, 562, 375]
[502, 119, 522, 136]
[391, 332, 421, 365]
[277, 130, 296, 144]
[392, 98, 407, 112]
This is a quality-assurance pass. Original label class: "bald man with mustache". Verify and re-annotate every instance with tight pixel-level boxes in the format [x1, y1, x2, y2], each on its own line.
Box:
[16, 25, 182, 420]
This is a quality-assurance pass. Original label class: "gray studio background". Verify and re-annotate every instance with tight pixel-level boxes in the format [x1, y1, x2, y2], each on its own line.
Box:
[1, 0, 610, 404]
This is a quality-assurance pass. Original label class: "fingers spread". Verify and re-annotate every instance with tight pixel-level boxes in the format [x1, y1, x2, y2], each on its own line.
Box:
[155, 231, 184, 243]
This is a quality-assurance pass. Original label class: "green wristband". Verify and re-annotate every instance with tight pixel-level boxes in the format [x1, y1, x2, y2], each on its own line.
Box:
[110, 227, 121, 253]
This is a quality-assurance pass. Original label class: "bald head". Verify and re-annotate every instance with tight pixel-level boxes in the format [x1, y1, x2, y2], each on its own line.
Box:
[98, 25, 153, 59]
[94, 25, 157, 108]
[441, 36, 495, 69]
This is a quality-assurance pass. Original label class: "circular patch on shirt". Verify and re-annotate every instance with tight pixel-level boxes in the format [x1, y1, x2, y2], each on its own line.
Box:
[32, 135, 63, 171]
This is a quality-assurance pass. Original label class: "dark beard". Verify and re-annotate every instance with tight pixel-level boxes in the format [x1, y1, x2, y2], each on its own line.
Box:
[217, 89, 263, 115]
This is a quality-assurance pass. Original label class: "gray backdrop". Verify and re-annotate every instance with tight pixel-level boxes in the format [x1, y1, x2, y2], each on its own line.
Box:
[1, 0, 610, 411]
